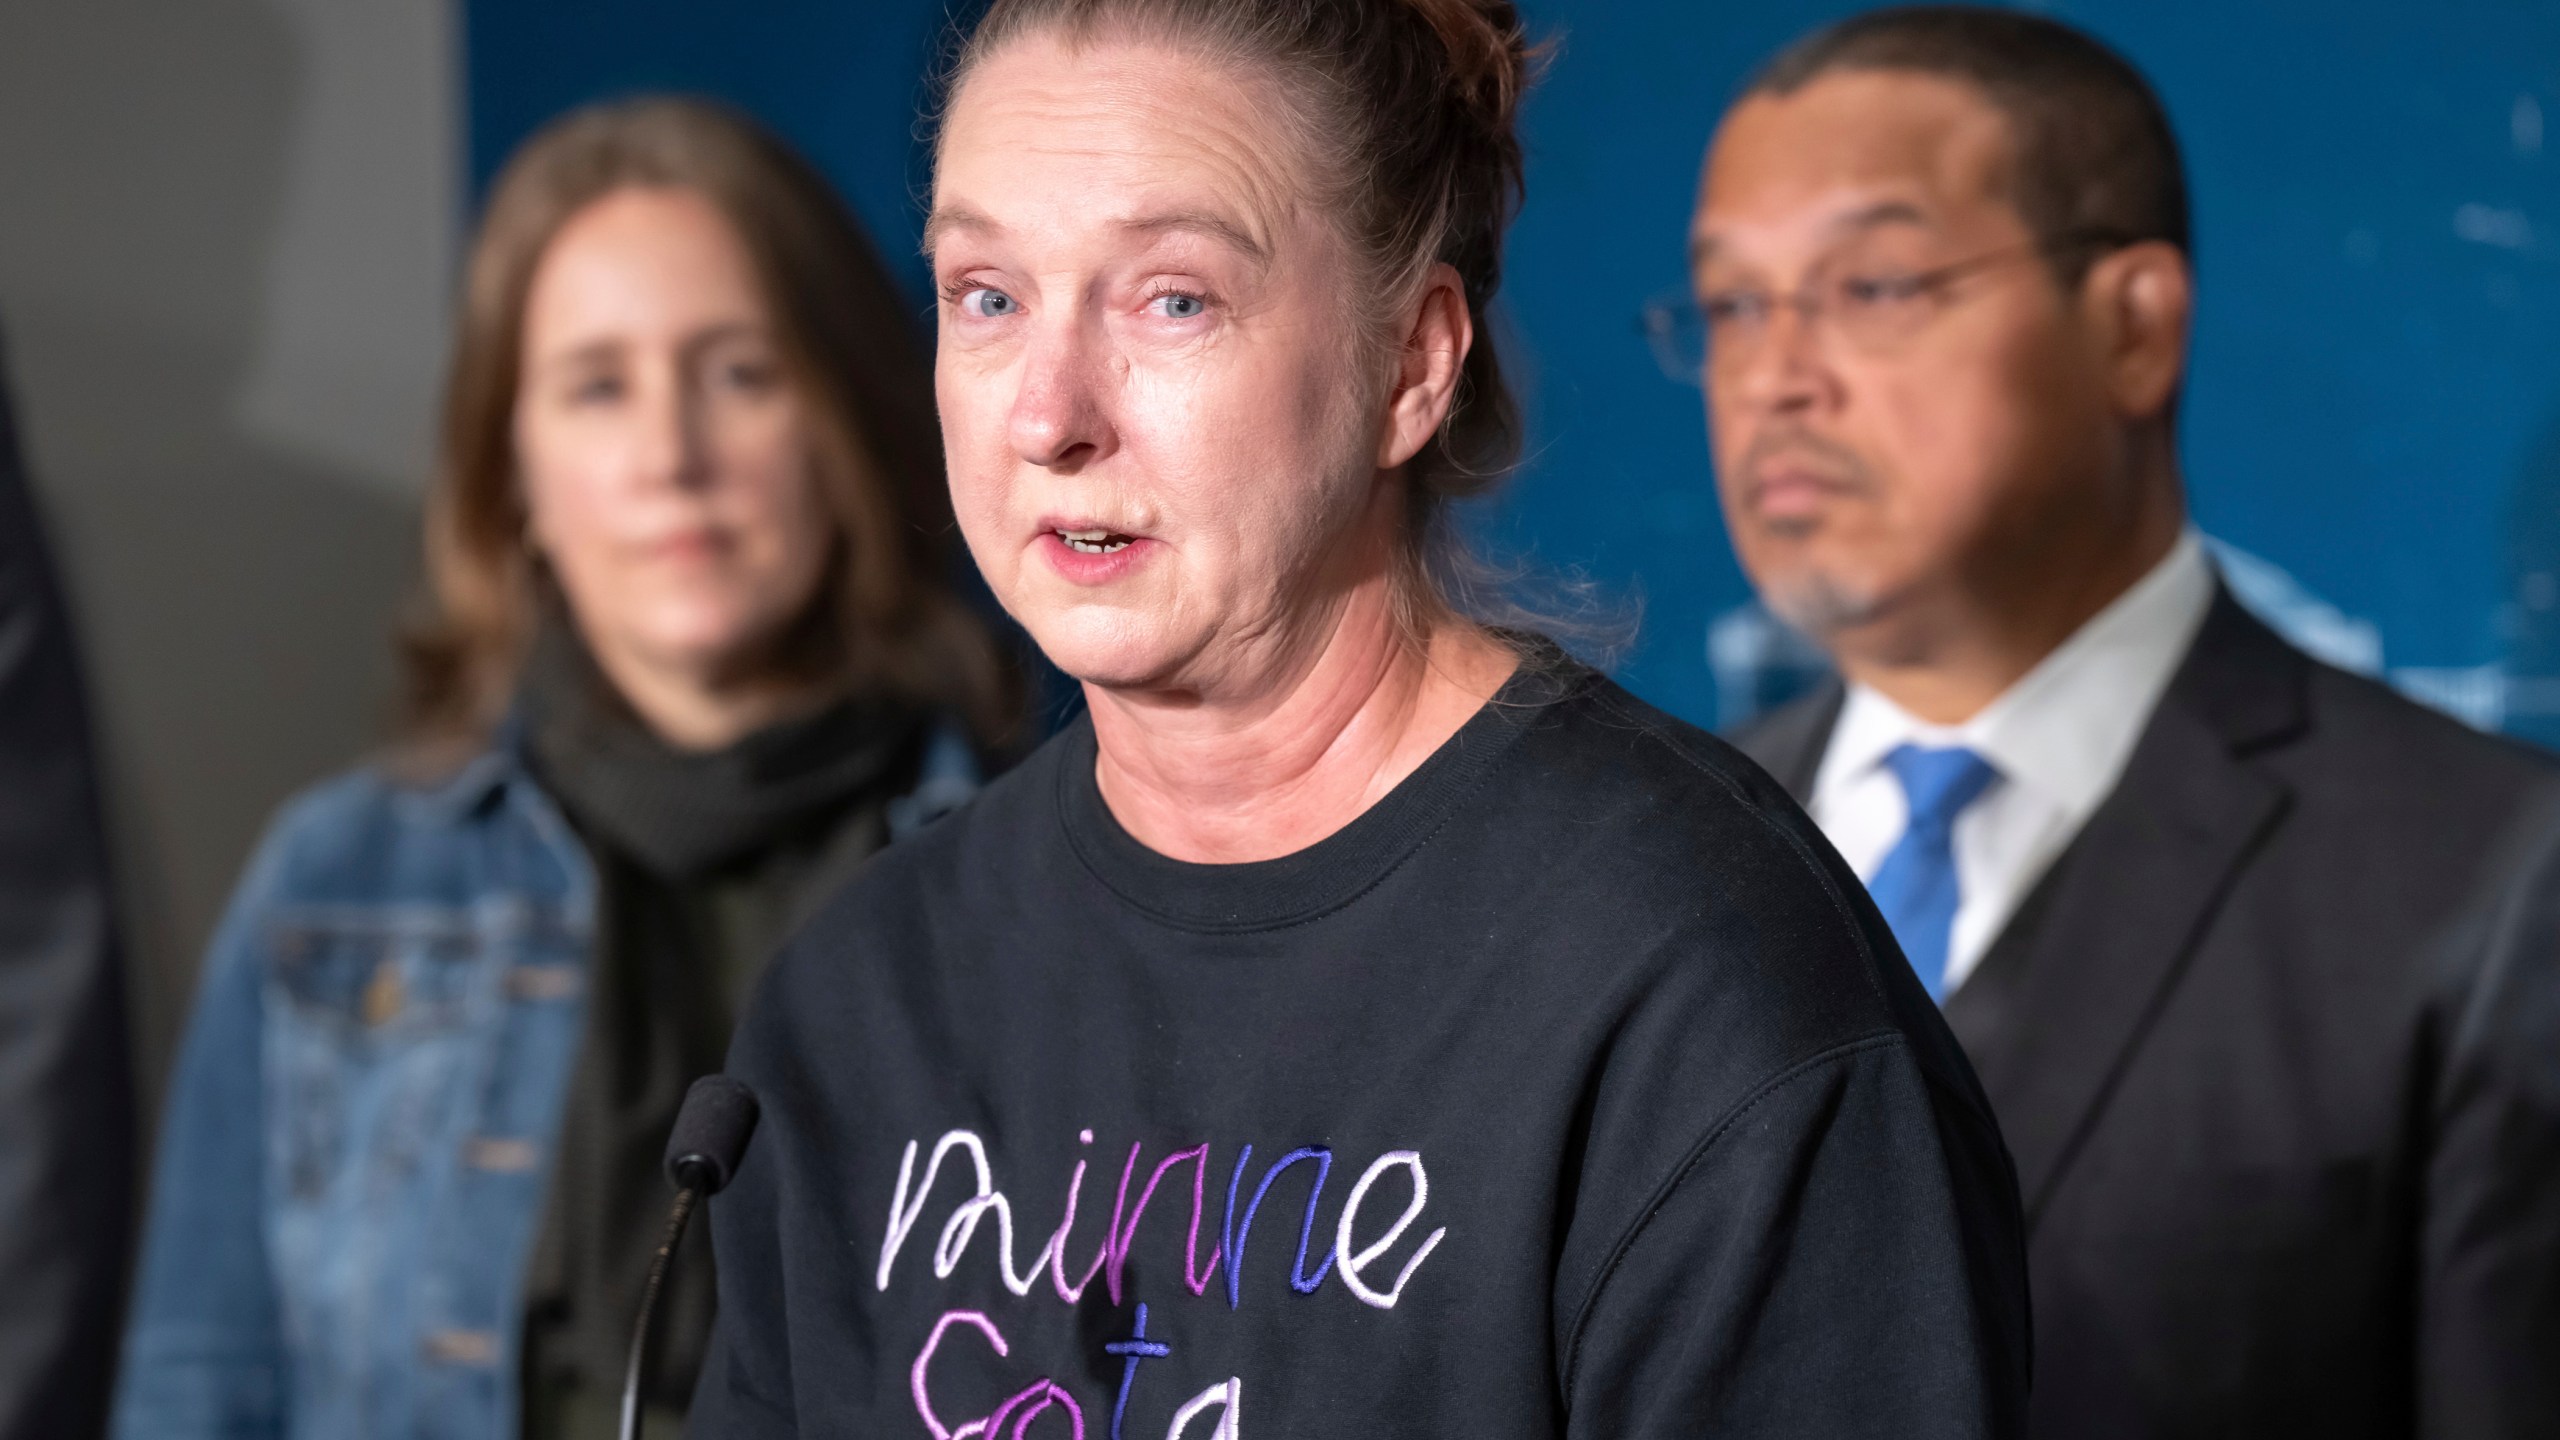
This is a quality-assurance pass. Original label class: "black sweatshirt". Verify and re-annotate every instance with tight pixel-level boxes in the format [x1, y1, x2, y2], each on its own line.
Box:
[693, 658, 2030, 1438]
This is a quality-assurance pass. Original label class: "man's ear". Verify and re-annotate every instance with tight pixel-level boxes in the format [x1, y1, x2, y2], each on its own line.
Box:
[1378, 262, 1474, 469]
[2082, 240, 2191, 422]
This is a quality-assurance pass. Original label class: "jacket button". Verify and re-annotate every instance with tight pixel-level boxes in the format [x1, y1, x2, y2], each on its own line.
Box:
[463, 1137, 540, 1173]
[422, 1329, 499, 1367]
[361, 966, 404, 1027]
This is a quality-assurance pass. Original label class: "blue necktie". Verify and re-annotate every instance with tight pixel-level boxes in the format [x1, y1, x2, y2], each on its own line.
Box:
[1866, 744, 2001, 1001]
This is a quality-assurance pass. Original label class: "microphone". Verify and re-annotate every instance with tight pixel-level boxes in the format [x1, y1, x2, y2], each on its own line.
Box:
[621, 1075, 761, 1440]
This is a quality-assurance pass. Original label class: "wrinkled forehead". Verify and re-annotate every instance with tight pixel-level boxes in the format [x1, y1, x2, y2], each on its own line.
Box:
[931, 32, 1314, 264]
[1692, 69, 2024, 265]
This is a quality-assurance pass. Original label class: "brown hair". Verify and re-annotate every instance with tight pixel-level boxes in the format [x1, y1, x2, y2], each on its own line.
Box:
[402, 96, 1017, 754]
[939, 0, 1542, 639]
[1746, 6, 2189, 285]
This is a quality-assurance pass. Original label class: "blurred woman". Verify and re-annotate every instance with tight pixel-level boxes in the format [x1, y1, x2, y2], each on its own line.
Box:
[694, 2, 2029, 1436]
[114, 98, 1014, 1440]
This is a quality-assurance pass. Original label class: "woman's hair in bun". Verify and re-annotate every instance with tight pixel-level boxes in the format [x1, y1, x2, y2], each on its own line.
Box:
[943, 0, 1544, 638]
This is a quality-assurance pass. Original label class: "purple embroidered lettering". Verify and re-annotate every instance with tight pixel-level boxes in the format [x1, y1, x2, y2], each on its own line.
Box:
[885, 1131, 1450, 1319]
[1106, 1145, 1224, 1304]
[1105, 1302, 1172, 1440]
[1046, 1146, 1124, 1304]
[911, 1309, 1008, 1440]
[1219, 1147, 1336, 1308]
[1220, 1146, 1251, 1308]
[981, 1379, 1087, 1439]
[1334, 1150, 1446, 1310]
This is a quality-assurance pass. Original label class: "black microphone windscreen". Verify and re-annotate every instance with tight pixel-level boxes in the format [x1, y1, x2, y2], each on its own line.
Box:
[665, 1075, 760, 1195]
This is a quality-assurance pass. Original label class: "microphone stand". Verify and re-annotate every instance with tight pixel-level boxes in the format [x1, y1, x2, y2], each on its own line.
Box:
[619, 1168, 706, 1440]
[620, 1076, 755, 1440]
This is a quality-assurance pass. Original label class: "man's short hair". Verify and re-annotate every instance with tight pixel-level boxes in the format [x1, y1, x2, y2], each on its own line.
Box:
[1746, 6, 2189, 282]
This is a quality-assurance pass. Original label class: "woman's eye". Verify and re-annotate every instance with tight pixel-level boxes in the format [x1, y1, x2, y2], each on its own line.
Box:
[715, 358, 781, 394]
[1149, 291, 1207, 320]
[568, 375, 624, 405]
[958, 287, 1019, 319]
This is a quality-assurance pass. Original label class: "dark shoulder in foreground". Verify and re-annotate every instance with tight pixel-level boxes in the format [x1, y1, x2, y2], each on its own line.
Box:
[1534, 667, 1841, 859]
[1475, 662, 2003, 1129]
[1480, 667, 2028, 1410]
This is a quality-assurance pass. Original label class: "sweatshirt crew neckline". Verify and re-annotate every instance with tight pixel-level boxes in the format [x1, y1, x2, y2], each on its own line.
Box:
[1055, 656, 1577, 934]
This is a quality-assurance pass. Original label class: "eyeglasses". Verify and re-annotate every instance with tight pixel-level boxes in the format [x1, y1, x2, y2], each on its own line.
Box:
[1637, 229, 2129, 386]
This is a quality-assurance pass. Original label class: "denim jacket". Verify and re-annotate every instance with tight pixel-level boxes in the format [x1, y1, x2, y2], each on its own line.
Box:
[113, 728, 976, 1440]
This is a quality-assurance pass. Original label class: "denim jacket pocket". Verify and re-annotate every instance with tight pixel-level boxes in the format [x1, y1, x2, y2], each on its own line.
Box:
[264, 913, 495, 1207]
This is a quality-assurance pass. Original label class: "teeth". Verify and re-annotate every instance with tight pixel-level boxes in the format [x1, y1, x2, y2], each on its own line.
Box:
[1057, 528, 1132, 555]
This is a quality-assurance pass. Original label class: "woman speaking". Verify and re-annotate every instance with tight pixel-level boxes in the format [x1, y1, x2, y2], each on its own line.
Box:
[696, 1, 2029, 1435]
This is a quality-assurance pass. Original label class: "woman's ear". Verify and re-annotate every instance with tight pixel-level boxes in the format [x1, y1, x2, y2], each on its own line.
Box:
[2083, 240, 2191, 422]
[1378, 262, 1475, 469]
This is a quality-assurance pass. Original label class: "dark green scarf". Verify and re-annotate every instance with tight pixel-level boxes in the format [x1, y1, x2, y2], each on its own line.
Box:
[515, 622, 925, 1439]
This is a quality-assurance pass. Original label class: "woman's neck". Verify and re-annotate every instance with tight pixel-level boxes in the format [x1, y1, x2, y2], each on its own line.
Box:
[585, 631, 825, 753]
[1087, 579, 1517, 864]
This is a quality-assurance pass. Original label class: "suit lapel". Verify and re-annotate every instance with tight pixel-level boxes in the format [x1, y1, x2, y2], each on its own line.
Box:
[1943, 593, 2309, 1220]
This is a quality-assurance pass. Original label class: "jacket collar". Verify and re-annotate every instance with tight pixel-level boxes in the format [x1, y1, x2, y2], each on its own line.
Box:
[1737, 587, 2313, 1223]
[1943, 588, 2306, 1218]
[404, 711, 539, 825]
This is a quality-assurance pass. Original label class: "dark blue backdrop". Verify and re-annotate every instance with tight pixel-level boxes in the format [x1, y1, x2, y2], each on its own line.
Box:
[466, 0, 2560, 740]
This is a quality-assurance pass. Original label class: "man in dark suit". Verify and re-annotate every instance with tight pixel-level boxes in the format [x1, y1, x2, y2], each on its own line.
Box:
[1681, 9, 2560, 1436]
[0, 320, 135, 1437]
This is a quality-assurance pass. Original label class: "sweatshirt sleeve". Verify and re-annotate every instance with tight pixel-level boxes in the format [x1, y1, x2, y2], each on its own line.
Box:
[1559, 1036, 2029, 1439]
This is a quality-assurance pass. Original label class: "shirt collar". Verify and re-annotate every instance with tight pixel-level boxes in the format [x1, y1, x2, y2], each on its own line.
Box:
[1812, 529, 2216, 816]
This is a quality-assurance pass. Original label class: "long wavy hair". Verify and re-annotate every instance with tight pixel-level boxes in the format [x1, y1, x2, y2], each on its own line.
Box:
[400, 96, 1017, 756]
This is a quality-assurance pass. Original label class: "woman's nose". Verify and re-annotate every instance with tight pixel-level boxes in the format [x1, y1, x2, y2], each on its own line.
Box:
[1006, 321, 1113, 472]
[633, 366, 712, 491]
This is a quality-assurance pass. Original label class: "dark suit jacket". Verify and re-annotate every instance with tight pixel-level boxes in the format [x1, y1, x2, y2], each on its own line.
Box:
[0, 325, 134, 1439]
[1735, 591, 2560, 1439]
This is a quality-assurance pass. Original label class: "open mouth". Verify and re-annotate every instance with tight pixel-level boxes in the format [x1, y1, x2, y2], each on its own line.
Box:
[1055, 527, 1137, 555]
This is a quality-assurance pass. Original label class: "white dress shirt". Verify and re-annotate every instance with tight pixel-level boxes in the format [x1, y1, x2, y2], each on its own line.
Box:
[1809, 530, 2217, 994]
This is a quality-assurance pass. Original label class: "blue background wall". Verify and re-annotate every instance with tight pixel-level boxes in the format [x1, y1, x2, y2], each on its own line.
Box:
[465, 0, 2560, 740]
